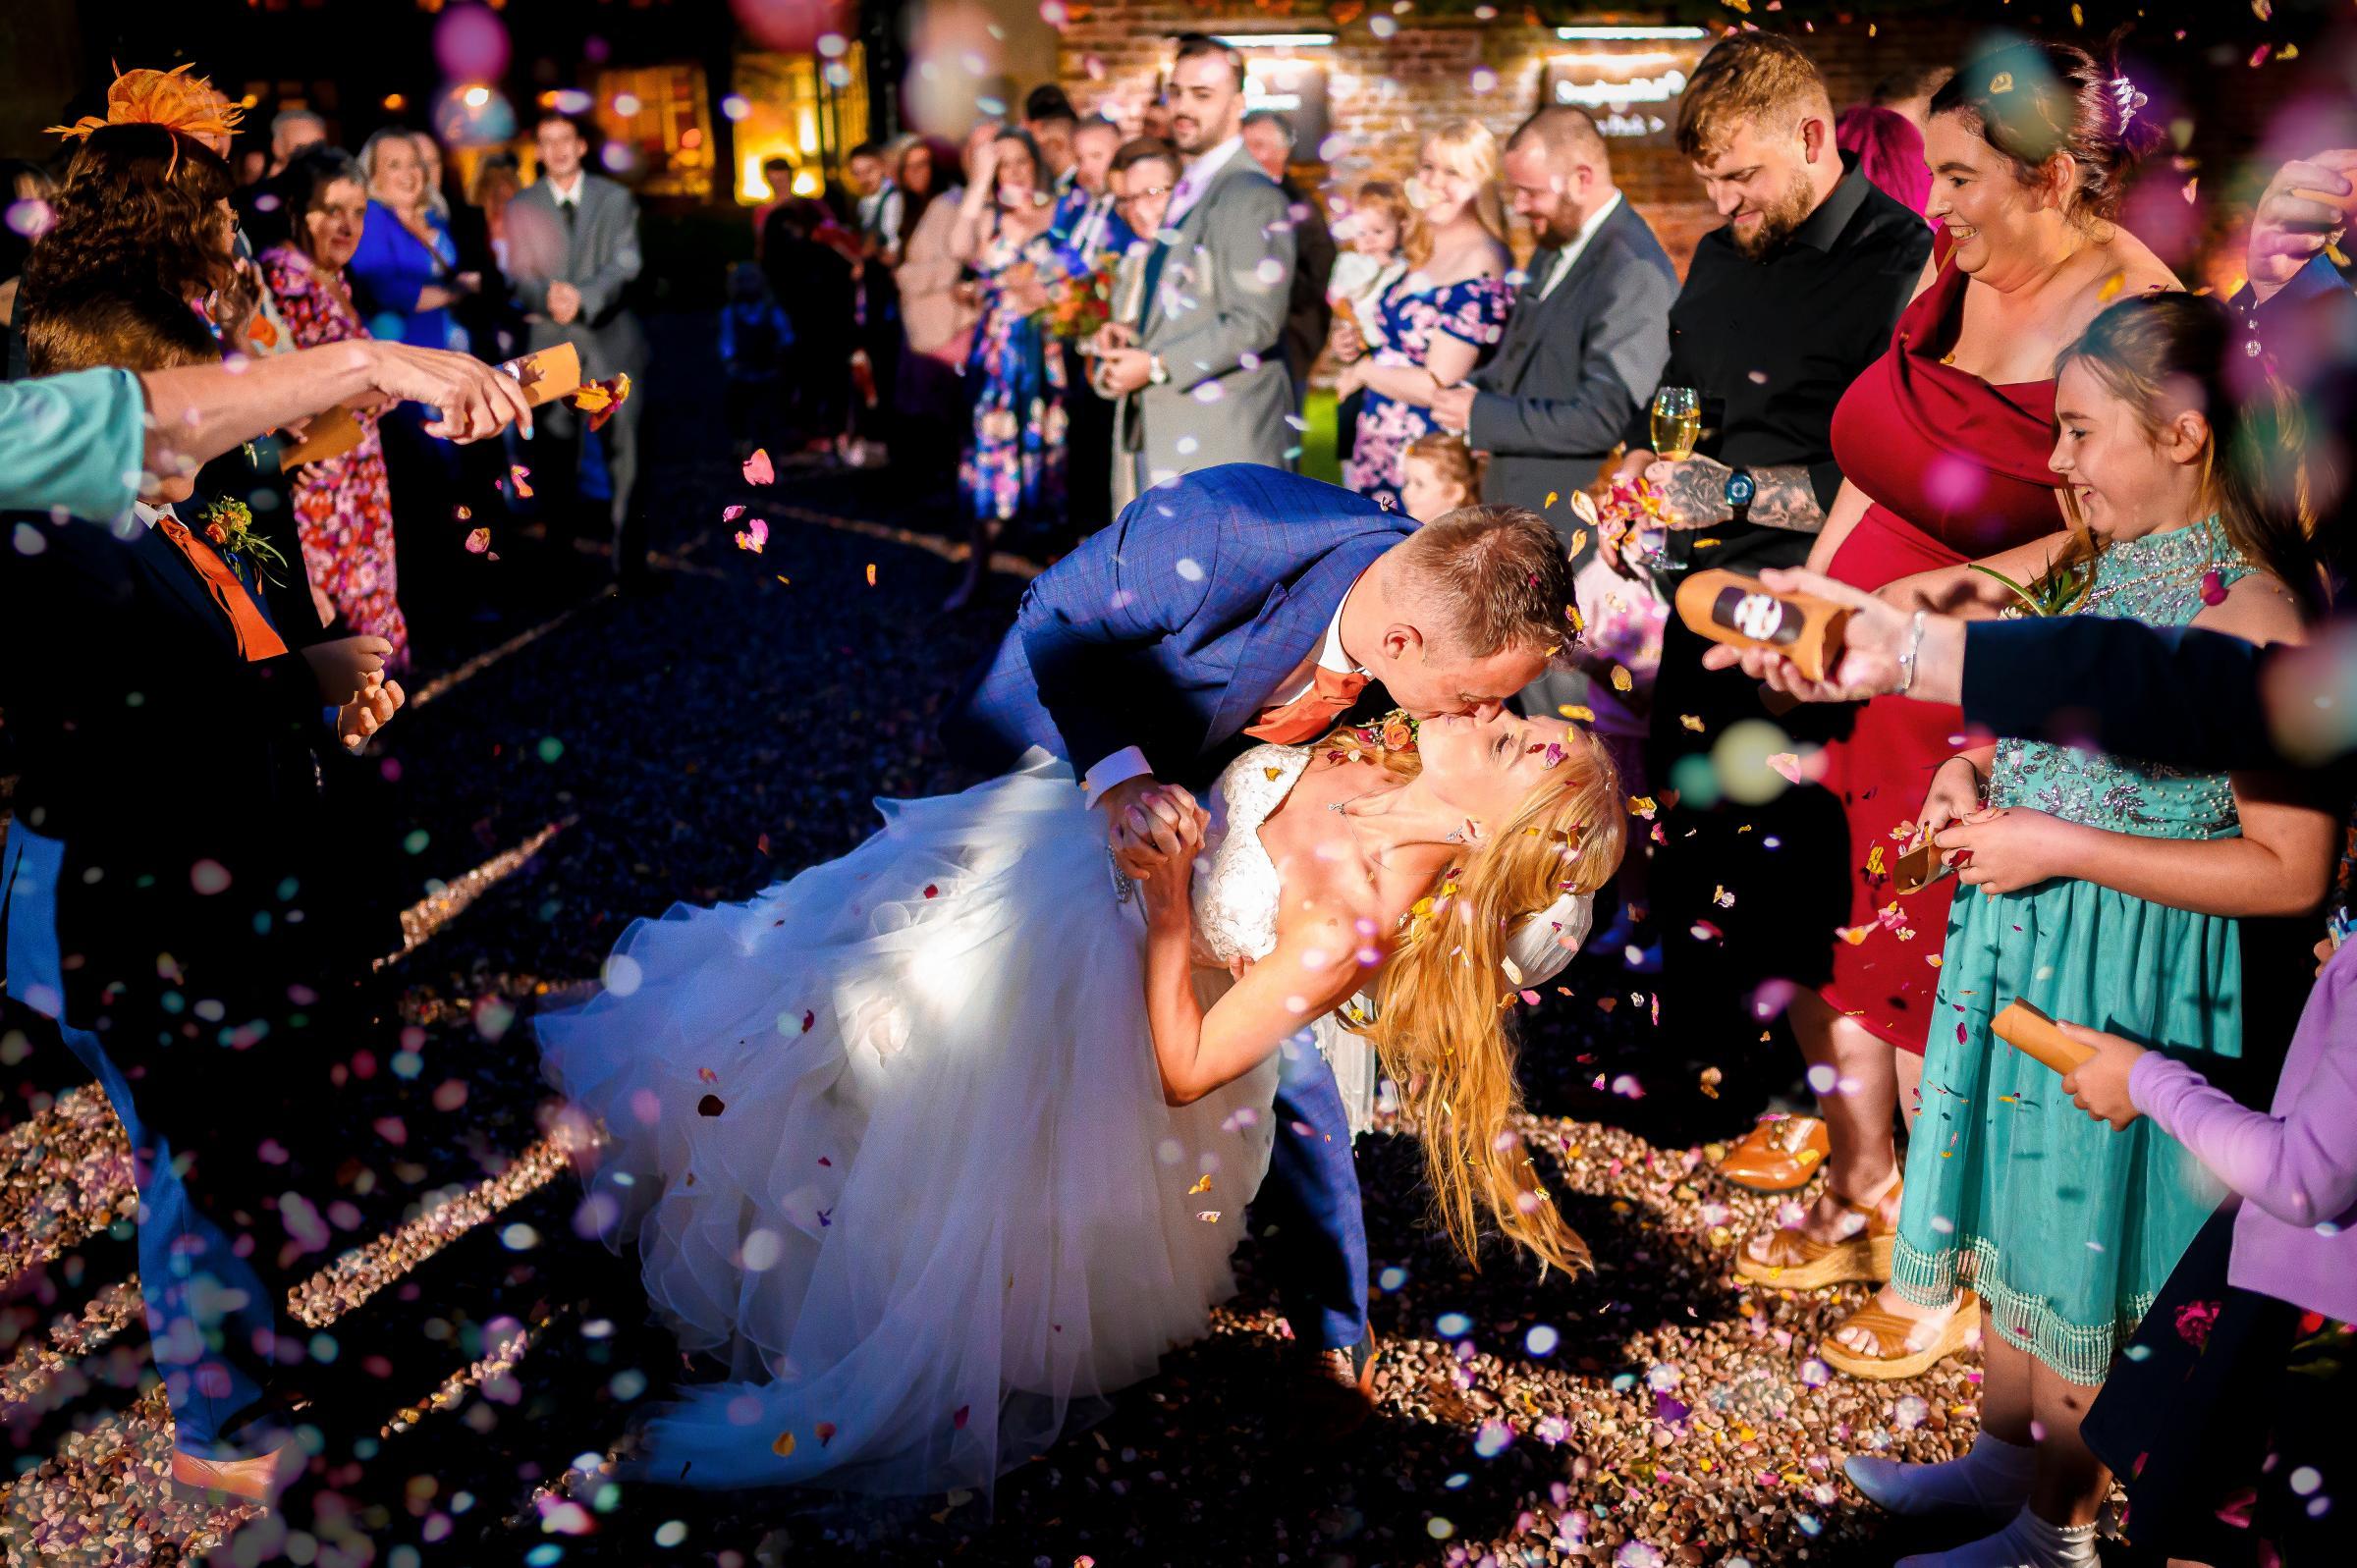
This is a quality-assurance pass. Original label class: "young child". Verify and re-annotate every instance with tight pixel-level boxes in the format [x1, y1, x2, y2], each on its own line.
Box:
[1398, 429, 1485, 522]
[1326, 179, 1411, 349]
[720, 259, 795, 458]
[2056, 936, 2355, 1567]
[1832, 294, 2335, 1568]
[1327, 181, 1410, 465]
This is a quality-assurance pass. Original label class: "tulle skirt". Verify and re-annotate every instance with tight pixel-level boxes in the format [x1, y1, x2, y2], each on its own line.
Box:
[537, 752, 1279, 1494]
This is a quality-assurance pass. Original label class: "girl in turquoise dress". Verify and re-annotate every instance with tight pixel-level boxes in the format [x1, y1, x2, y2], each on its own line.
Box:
[1830, 296, 2335, 1568]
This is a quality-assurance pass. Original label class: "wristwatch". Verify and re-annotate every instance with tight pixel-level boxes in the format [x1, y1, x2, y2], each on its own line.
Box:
[1724, 466, 1756, 526]
[1147, 354, 1170, 387]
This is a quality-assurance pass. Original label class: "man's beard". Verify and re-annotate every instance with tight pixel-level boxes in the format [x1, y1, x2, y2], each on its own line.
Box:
[1730, 168, 1818, 258]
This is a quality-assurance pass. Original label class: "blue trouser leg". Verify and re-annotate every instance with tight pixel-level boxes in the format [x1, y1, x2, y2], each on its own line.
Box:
[1250, 1028, 1369, 1354]
[4, 827, 281, 1459]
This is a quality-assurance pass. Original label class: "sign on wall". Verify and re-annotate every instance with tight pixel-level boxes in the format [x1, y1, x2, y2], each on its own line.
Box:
[1244, 54, 1330, 155]
[1542, 44, 1707, 143]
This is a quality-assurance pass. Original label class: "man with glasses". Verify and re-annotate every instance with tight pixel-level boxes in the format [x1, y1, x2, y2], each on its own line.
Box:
[1092, 34, 1296, 492]
[1098, 136, 1181, 514]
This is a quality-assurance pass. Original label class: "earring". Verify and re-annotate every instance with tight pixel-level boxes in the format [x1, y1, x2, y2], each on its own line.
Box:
[1444, 830, 1464, 843]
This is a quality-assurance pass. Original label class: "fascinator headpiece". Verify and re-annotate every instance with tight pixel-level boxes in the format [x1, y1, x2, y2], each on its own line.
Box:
[47, 63, 244, 176]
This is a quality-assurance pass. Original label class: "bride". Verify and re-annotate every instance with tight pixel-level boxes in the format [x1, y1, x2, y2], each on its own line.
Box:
[537, 708, 1622, 1494]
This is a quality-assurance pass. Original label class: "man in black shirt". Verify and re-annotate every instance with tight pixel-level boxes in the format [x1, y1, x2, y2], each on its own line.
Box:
[1613, 33, 1931, 1162]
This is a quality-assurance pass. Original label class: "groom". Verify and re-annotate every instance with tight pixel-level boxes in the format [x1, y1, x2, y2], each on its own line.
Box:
[949, 462, 1576, 1430]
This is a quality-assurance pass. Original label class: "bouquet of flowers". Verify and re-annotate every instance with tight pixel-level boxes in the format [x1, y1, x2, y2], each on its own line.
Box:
[1033, 248, 1120, 342]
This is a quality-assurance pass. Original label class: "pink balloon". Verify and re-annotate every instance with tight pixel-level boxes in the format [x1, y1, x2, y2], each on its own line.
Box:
[434, 4, 512, 83]
[731, 0, 853, 53]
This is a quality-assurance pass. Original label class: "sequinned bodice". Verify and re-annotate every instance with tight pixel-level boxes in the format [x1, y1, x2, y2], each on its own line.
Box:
[1989, 516, 2253, 839]
[1191, 743, 1312, 965]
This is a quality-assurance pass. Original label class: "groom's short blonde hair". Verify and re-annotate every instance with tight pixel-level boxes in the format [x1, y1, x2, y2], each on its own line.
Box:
[1393, 505, 1576, 662]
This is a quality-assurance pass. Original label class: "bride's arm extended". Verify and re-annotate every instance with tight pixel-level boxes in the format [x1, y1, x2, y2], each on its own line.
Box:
[1138, 854, 1368, 1105]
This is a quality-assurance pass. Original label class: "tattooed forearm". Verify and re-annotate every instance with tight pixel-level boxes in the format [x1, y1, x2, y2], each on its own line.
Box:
[1746, 464, 1828, 533]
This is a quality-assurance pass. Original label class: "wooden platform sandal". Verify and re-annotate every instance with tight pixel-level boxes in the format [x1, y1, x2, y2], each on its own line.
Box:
[1818, 1289, 1982, 1381]
[1733, 1172, 1900, 1291]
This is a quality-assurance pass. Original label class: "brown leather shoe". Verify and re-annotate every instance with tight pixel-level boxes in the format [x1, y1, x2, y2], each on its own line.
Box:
[168, 1444, 301, 1511]
[1716, 1113, 1831, 1193]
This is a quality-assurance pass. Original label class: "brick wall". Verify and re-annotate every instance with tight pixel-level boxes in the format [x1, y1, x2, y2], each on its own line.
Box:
[1055, 6, 1989, 276]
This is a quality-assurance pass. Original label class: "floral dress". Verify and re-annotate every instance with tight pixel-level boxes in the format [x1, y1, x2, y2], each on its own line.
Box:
[1891, 516, 2257, 1383]
[958, 223, 1069, 529]
[1341, 272, 1512, 514]
[259, 244, 409, 670]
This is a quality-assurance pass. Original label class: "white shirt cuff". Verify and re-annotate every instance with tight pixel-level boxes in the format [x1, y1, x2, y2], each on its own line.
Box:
[1082, 747, 1153, 807]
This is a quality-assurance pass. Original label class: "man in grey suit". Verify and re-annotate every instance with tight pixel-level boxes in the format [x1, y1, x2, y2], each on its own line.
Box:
[505, 113, 651, 586]
[1433, 108, 1675, 527]
[1093, 34, 1296, 491]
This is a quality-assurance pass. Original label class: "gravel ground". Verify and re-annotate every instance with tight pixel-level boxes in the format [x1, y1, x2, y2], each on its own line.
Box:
[0, 321, 1998, 1567]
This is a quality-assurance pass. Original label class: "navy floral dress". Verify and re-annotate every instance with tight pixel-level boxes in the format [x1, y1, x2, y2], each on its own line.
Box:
[959, 224, 1069, 529]
[1342, 272, 1512, 513]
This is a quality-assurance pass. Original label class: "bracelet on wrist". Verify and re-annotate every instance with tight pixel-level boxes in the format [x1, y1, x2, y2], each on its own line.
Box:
[1895, 610, 1929, 696]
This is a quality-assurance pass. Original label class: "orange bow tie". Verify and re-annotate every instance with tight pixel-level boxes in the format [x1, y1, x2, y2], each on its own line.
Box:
[1245, 664, 1368, 745]
[155, 514, 288, 663]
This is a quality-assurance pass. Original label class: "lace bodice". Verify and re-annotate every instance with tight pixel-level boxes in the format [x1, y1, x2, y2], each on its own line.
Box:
[1990, 516, 2254, 839]
[1191, 743, 1313, 965]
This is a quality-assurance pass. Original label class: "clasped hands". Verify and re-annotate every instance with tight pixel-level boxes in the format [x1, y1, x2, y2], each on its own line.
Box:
[301, 634, 407, 751]
[1101, 774, 1208, 901]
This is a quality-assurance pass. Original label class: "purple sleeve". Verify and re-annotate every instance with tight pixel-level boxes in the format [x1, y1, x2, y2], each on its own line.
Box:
[2130, 947, 2357, 1229]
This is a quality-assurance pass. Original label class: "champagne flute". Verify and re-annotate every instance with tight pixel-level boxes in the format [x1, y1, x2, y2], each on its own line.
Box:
[1650, 386, 1701, 461]
[1637, 386, 1701, 568]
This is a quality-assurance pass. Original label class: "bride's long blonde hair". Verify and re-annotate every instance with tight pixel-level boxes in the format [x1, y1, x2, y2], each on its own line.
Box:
[1321, 719, 1624, 1275]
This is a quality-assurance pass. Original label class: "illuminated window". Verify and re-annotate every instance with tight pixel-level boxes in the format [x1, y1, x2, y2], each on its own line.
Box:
[592, 64, 715, 198]
[732, 45, 870, 204]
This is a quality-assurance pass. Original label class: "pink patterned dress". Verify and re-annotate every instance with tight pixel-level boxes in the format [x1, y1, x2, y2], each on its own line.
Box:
[258, 244, 410, 670]
[1342, 272, 1513, 513]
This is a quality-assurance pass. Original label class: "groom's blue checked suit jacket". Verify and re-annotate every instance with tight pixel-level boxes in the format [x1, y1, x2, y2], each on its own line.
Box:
[951, 463, 1417, 785]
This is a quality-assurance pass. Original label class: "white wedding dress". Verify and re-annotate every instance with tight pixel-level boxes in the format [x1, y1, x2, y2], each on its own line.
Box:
[538, 743, 1331, 1495]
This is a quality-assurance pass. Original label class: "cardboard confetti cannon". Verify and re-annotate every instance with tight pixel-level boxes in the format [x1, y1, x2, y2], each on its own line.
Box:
[1673, 568, 1851, 682]
[281, 344, 583, 468]
[1992, 1000, 2096, 1074]
[493, 342, 582, 406]
[1895, 837, 1953, 895]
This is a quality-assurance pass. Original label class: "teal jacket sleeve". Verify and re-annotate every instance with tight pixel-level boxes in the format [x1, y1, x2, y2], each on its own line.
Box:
[0, 367, 144, 522]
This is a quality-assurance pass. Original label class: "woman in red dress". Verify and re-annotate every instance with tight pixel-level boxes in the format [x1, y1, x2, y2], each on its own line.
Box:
[1733, 42, 2172, 1377]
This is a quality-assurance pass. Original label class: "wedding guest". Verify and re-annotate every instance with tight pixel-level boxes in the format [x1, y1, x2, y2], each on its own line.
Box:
[233, 108, 326, 249]
[259, 144, 410, 668]
[1091, 35, 1296, 492]
[1836, 105, 1933, 222]
[763, 195, 857, 452]
[1103, 135, 1180, 515]
[1734, 38, 2175, 1340]
[351, 128, 473, 352]
[1024, 82, 1080, 198]
[1324, 180, 1410, 466]
[944, 128, 1067, 611]
[892, 134, 976, 492]
[3, 278, 408, 1511]
[720, 260, 795, 455]
[1872, 64, 1954, 137]
[1398, 430, 1484, 523]
[842, 139, 904, 460]
[1241, 107, 1337, 421]
[1834, 293, 2332, 1568]
[464, 152, 526, 365]
[1053, 116, 1133, 538]
[2063, 947, 2357, 1568]
[1616, 32, 1932, 1163]
[1336, 118, 1512, 514]
[752, 155, 796, 257]
[506, 111, 651, 586]
[1438, 105, 1674, 538]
